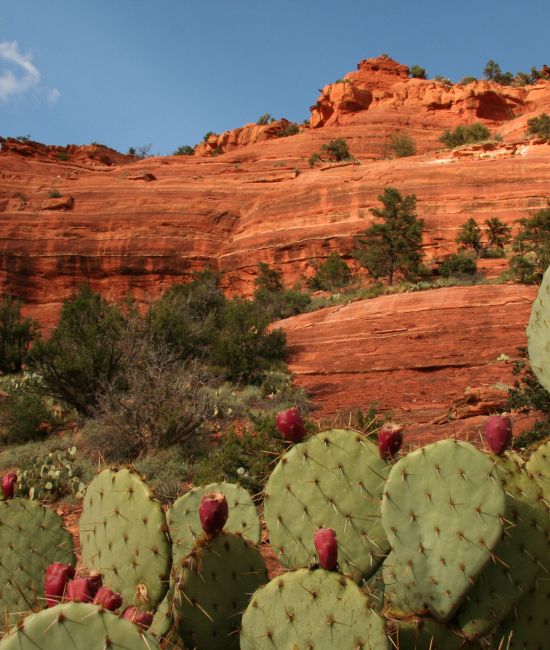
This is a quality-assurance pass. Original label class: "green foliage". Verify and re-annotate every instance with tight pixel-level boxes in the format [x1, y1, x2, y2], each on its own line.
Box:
[388, 132, 416, 157]
[321, 138, 352, 161]
[484, 217, 512, 249]
[409, 65, 427, 79]
[31, 284, 126, 415]
[133, 447, 191, 503]
[211, 298, 286, 382]
[456, 217, 483, 253]
[439, 123, 491, 148]
[203, 131, 214, 142]
[354, 187, 424, 284]
[48, 189, 61, 198]
[483, 59, 513, 85]
[3, 387, 54, 444]
[173, 145, 194, 155]
[307, 251, 351, 291]
[276, 122, 300, 137]
[253, 263, 311, 320]
[256, 113, 274, 125]
[127, 147, 136, 156]
[15, 447, 90, 502]
[510, 206, 550, 283]
[439, 252, 477, 277]
[308, 152, 321, 167]
[0, 296, 36, 373]
[527, 113, 550, 139]
[459, 76, 478, 85]
[56, 151, 69, 161]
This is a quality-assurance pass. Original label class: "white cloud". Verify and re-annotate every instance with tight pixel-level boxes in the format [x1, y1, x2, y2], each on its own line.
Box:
[47, 87, 60, 105]
[0, 40, 41, 101]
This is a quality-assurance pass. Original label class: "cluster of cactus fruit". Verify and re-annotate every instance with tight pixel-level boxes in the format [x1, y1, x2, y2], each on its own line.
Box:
[0, 270, 549, 648]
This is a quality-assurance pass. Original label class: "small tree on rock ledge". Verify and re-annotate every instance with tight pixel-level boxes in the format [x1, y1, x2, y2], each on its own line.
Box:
[353, 187, 425, 284]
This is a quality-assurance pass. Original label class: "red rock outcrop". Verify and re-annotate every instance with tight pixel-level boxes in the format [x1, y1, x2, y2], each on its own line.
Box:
[278, 284, 537, 444]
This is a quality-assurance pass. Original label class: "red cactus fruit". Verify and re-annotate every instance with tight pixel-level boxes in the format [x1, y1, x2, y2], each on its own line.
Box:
[122, 606, 154, 630]
[93, 586, 123, 611]
[45, 562, 76, 607]
[199, 492, 228, 536]
[2, 472, 17, 500]
[378, 422, 404, 459]
[314, 528, 338, 571]
[485, 415, 512, 455]
[65, 577, 94, 603]
[276, 407, 306, 442]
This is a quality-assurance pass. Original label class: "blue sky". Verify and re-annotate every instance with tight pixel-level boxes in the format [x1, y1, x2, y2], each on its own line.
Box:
[1, 1, 549, 155]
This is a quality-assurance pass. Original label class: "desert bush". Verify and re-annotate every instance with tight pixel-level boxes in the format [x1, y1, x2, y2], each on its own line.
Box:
[484, 217, 511, 250]
[253, 263, 311, 320]
[277, 123, 300, 137]
[308, 152, 321, 167]
[57, 151, 69, 161]
[48, 189, 61, 198]
[409, 65, 427, 79]
[456, 218, 483, 254]
[388, 133, 415, 158]
[173, 145, 194, 155]
[459, 76, 478, 85]
[440, 123, 490, 148]
[256, 113, 274, 125]
[527, 113, 550, 139]
[439, 252, 477, 277]
[307, 252, 351, 291]
[0, 296, 36, 373]
[483, 60, 513, 85]
[510, 205, 550, 283]
[133, 448, 192, 503]
[3, 387, 54, 444]
[321, 138, 352, 162]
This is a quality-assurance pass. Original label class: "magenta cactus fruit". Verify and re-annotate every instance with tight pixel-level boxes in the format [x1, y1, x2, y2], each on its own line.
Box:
[122, 606, 154, 630]
[485, 415, 512, 455]
[45, 562, 76, 607]
[314, 528, 338, 570]
[276, 407, 306, 442]
[65, 577, 94, 603]
[2, 472, 17, 499]
[198, 492, 228, 536]
[378, 422, 404, 459]
[93, 586, 123, 611]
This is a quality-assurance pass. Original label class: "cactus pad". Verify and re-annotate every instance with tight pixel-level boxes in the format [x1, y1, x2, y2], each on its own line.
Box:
[526, 439, 550, 504]
[240, 567, 388, 650]
[80, 468, 171, 609]
[264, 429, 390, 581]
[456, 453, 549, 638]
[392, 619, 466, 650]
[168, 481, 260, 570]
[381, 439, 505, 622]
[0, 498, 74, 624]
[527, 265, 550, 395]
[0, 602, 159, 649]
[149, 580, 175, 639]
[174, 532, 267, 649]
[382, 551, 430, 617]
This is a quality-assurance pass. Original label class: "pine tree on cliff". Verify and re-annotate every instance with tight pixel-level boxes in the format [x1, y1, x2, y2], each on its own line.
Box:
[354, 187, 424, 285]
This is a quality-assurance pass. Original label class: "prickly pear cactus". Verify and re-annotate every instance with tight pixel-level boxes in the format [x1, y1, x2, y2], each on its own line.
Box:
[527, 265, 550, 395]
[168, 481, 260, 570]
[526, 439, 550, 503]
[382, 551, 431, 617]
[149, 580, 175, 639]
[174, 532, 267, 649]
[392, 618, 466, 650]
[240, 568, 388, 650]
[0, 498, 74, 625]
[80, 468, 171, 609]
[456, 453, 549, 639]
[0, 602, 160, 649]
[264, 428, 390, 581]
[381, 439, 505, 622]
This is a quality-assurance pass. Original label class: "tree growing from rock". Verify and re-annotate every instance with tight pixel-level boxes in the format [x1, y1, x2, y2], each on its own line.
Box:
[354, 187, 424, 284]
[456, 218, 483, 255]
[510, 206, 550, 283]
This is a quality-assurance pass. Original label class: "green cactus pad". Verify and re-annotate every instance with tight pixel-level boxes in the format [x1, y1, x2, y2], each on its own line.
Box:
[80, 468, 171, 609]
[0, 498, 74, 625]
[264, 429, 390, 581]
[526, 440, 550, 505]
[456, 453, 550, 638]
[0, 602, 159, 649]
[527, 266, 550, 395]
[381, 439, 505, 622]
[495, 576, 550, 649]
[382, 551, 431, 617]
[168, 481, 260, 570]
[149, 580, 175, 639]
[392, 619, 466, 650]
[174, 532, 267, 649]
[240, 567, 388, 650]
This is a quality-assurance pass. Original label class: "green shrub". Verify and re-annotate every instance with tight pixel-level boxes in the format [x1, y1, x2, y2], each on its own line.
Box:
[307, 252, 351, 291]
[388, 133, 416, 158]
[321, 138, 352, 162]
[439, 252, 477, 277]
[31, 284, 126, 415]
[0, 296, 36, 373]
[483, 60, 513, 85]
[484, 217, 511, 250]
[48, 189, 61, 198]
[133, 447, 192, 503]
[211, 146, 223, 155]
[456, 217, 483, 254]
[527, 113, 550, 139]
[173, 145, 195, 155]
[459, 76, 478, 85]
[308, 152, 321, 167]
[409, 65, 427, 79]
[277, 123, 300, 138]
[56, 151, 69, 162]
[256, 113, 274, 125]
[3, 387, 54, 444]
[253, 263, 311, 320]
[481, 247, 507, 259]
[202, 131, 214, 142]
[439, 123, 490, 148]
[510, 206, 550, 283]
